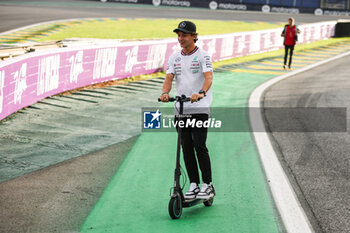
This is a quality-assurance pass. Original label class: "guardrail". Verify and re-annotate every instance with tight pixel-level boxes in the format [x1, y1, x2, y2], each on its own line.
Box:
[0, 21, 336, 121]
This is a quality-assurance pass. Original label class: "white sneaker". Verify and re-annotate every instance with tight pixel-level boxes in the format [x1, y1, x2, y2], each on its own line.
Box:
[197, 183, 215, 199]
[184, 183, 200, 199]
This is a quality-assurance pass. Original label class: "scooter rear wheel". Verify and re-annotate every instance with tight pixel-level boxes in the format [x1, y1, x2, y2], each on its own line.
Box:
[204, 197, 214, 206]
[168, 196, 182, 219]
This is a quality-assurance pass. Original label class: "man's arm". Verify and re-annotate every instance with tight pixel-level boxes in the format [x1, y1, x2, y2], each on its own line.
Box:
[201, 71, 213, 93]
[190, 71, 213, 102]
[159, 73, 174, 102]
[281, 26, 286, 37]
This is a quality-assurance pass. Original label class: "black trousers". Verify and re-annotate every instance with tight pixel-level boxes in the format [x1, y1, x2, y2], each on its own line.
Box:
[284, 45, 295, 66]
[175, 114, 212, 184]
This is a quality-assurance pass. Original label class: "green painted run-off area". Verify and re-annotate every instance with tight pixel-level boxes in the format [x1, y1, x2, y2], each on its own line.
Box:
[80, 42, 350, 232]
[80, 71, 282, 233]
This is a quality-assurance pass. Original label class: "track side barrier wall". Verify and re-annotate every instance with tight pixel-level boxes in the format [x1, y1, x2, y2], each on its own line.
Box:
[0, 21, 336, 121]
[105, 0, 350, 16]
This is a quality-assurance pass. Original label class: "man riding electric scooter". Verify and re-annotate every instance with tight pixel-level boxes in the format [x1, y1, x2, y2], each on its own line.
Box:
[159, 21, 215, 209]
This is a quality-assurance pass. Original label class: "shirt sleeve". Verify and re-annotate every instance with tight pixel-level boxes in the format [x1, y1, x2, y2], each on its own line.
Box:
[166, 54, 175, 75]
[200, 51, 213, 73]
[282, 25, 286, 34]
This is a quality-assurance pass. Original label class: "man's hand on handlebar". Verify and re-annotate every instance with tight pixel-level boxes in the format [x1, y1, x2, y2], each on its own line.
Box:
[159, 94, 203, 102]
[190, 93, 204, 103]
[159, 93, 170, 102]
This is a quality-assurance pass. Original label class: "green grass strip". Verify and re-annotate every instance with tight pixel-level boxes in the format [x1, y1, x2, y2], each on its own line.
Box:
[37, 18, 283, 41]
[80, 70, 282, 233]
[0, 18, 284, 44]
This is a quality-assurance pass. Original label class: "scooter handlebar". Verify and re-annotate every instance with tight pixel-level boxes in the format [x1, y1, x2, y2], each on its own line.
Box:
[158, 97, 176, 102]
[158, 95, 194, 103]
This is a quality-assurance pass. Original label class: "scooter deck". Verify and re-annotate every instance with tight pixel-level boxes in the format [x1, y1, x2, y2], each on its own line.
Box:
[183, 197, 213, 208]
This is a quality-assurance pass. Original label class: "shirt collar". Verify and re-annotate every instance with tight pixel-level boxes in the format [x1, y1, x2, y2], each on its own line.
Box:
[181, 46, 198, 56]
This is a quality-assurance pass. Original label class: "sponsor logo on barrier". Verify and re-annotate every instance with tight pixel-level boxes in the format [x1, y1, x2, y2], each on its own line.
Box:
[218, 3, 247, 11]
[37, 55, 60, 96]
[171, 44, 180, 54]
[236, 36, 246, 54]
[220, 37, 234, 58]
[152, 0, 161, 6]
[314, 8, 323, 15]
[125, 46, 139, 73]
[69, 51, 84, 84]
[0, 70, 4, 113]
[271, 7, 299, 14]
[209, 1, 218, 10]
[249, 33, 263, 53]
[320, 25, 329, 38]
[311, 26, 316, 41]
[262, 33, 273, 50]
[206, 39, 216, 58]
[261, 5, 270, 13]
[146, 44, 167, 70]
[314, 26, 321, 41]
[323, 10, 350, 16]
[93, 48, 117, 80]
[160, 0, 190, 7]
[14, 63, 28, 104]
[143, 109, 161, 129]
[196, 40, 204, 51]
[112, 0, 137, 3]
[303, 27, 312, 42]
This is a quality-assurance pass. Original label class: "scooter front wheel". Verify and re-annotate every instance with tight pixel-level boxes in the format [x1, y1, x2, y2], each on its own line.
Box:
[168, 196, 182, 219]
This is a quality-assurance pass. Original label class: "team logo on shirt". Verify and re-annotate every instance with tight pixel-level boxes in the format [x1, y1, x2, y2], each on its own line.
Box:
[175, 57, 181, 62]
[191, 57, 200, 74]
[204, 56, 213, 70]
[174, 62, 182, 76]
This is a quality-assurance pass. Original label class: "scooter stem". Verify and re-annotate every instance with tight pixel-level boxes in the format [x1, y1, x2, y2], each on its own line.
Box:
[174, 96, 185, 199]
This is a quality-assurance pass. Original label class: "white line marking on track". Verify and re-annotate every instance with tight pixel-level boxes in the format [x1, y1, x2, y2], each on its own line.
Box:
[249, 50, 350, 233]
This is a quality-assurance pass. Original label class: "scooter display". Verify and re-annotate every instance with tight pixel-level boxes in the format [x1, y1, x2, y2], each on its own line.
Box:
[159, 95, 215, 219]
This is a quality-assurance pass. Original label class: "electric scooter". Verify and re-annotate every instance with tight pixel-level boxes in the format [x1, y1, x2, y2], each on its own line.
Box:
[159, 95, 215, 219]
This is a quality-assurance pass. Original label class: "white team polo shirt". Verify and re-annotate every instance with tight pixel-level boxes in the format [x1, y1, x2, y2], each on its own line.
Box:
[166, 47, 213, 115]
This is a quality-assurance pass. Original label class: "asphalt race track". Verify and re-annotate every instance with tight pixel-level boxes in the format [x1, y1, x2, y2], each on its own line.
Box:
[1, 0, 350, 232]
[263, 55, 350, 233]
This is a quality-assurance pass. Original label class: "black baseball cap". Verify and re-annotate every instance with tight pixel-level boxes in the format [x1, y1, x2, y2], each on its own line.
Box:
[173, 21, 197, 34]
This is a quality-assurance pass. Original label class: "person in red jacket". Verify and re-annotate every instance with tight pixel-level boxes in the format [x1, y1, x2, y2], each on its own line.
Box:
[281, 17, 301, 69]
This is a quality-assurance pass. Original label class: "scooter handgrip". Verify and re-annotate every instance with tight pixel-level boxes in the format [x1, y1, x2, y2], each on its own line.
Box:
[158, 97, 176, 102]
